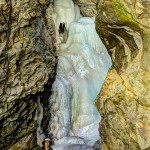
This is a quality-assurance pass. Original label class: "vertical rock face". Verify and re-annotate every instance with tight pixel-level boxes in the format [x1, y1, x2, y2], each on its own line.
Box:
[73, 0, 99, 16]
[0, 0, 56, 149]
[95, 0, 150, 150]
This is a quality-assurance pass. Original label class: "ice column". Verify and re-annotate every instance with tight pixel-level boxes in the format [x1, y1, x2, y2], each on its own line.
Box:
[49, 0, 112, 139]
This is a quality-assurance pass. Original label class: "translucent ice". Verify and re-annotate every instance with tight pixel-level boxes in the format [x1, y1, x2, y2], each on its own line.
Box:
[49, 0, 112, 139]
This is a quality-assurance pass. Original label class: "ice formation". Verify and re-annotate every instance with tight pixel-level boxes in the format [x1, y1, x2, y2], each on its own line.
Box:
[49, 0, 112, 140]
[36, 96, 45, 146]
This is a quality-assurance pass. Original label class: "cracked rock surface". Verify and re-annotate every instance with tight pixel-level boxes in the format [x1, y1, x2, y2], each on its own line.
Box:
[1, 0, 150, 150]
[95, 0, 150, 150]
[73, 0, 99, 16]
[0, 0, 56, 149]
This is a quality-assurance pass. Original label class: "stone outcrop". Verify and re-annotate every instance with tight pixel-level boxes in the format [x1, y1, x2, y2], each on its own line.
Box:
[95, 0, 150, 150]
[73, 0, 98, 16]
[0, 0, 56, 149]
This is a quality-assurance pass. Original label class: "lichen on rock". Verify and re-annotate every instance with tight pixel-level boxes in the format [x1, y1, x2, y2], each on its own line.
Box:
[95, 0, 150, 150]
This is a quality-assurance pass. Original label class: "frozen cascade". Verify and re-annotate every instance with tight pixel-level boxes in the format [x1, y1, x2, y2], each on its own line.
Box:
[49, 0, 112, 145]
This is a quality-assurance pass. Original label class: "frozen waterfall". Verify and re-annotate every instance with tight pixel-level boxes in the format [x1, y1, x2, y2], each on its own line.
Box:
[49, 0, 112, 141]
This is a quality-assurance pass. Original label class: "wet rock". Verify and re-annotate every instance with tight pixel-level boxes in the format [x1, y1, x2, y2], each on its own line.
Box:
[95, 0, 150, 150]
[73, 0, 98, 16]
[0, 0, 56, 149]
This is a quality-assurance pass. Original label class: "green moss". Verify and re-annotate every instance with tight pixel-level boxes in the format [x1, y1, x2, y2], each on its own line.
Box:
[112, 0, 143, 29]
[8, 143, 20, 150]
[112, 0, 133, 22]
[49, 3, 53, 12]
[143, 31, 150, 41]
[112, 0, 150, 44]
[112, 0, 150, 34]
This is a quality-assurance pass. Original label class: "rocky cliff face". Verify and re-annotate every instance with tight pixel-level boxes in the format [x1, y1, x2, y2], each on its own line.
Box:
[0, 0, 56, 149]
[95, 0, 150, 150]
[73, 0, 99, 16]
[1, 0, 150, 149]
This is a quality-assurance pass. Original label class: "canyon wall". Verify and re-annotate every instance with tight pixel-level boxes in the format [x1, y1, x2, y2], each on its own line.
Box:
[95, 0, 150, 150]
[1, 0, 150, 149]
[73, 0, 98, 16]
[0, 0, 56, 149]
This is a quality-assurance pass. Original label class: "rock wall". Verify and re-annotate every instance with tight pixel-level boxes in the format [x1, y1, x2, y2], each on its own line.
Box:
[1, 0, 150, 149]
[73, 0, 99, 16]
[0, 0, 56, 149]
[95, 0, 150, 150]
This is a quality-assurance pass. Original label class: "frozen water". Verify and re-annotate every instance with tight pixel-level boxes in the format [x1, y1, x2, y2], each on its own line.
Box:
[71, 120, 101, 146]
[36, 96, 45, 146]
[49, 15, 111, 139]
[48, 0, 111, 145]
[52, 136, 89, 150]
[52, 120, 100, 150]
[53, 0, 81, 30]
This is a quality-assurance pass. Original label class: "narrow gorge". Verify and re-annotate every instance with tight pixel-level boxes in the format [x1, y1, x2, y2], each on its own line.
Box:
[0, 0, 150, 150]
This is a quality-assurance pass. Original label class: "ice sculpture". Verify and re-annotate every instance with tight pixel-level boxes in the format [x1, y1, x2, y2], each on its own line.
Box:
[49, 0, 112, 139]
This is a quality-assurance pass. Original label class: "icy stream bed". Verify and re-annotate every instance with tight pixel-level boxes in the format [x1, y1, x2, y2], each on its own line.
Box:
[52, 120, 100, 150]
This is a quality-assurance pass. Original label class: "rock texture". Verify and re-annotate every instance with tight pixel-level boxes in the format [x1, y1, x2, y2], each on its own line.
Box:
[95, 0, 150, 150]
[73, 0, 99, 16]
[0, 0, 56, 149]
